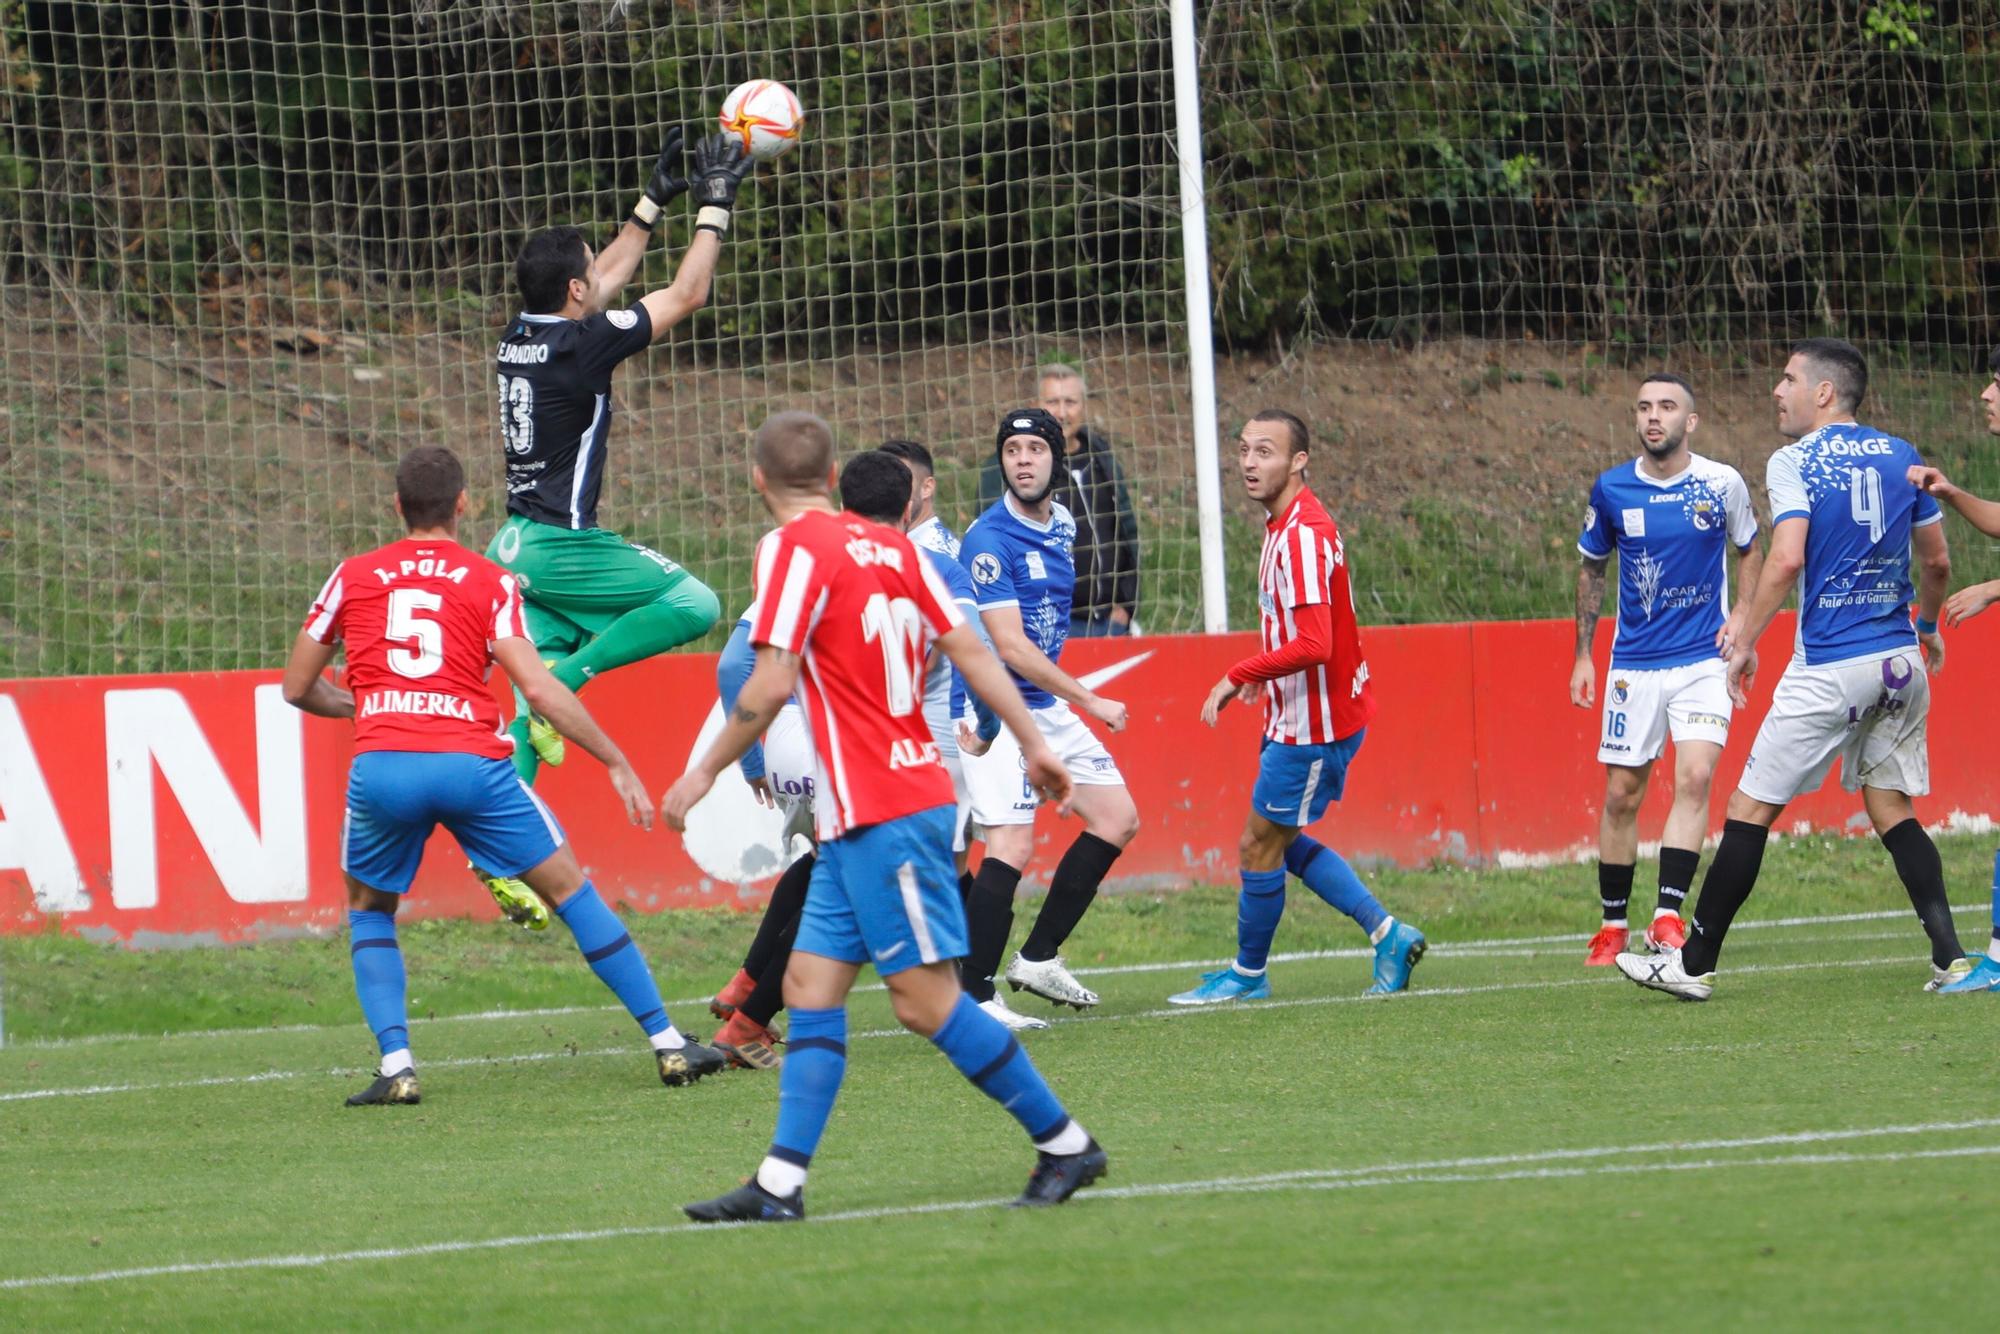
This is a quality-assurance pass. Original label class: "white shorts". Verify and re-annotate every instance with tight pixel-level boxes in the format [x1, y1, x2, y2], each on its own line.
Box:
[965, 700, 1126, 827]
[1738, 649, 1930, 805]
[764, 704, 819, 848]
[942, 743, 974, 853]
[1598, 659, 1732, 766]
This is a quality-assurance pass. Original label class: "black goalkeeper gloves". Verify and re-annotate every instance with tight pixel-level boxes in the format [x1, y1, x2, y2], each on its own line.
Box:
[692, 132, 757, 235]
[630, 126, 689, 230]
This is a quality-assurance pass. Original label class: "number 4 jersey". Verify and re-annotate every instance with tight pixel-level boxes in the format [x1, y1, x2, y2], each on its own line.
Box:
[750, 509, 965, 840]
[304, 538, 526, 759]
[1765, 422, 1941, 667]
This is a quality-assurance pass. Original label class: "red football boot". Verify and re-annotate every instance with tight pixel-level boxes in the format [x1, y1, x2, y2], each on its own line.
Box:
[712, 1010, 783, 1071]
[1644, 913, 1687, 952]
[1585, 924, 1629, 967]
[709, 967, 756, 1020]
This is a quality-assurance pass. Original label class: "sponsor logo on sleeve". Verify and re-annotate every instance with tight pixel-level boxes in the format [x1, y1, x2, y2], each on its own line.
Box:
[971, 553, 1002, 585]
[607, 309, 639, 330]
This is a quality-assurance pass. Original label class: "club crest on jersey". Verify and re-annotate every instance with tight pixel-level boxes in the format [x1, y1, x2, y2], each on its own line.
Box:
[1689, 498, 1717, 531]
[971, 553, 1003, 585]
[1611, 678, 1630, 705]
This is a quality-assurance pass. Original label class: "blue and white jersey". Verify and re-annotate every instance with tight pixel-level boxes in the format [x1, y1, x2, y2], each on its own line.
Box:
[961, 495, 1077, 708]
[1765, 422, 1941, 667]
[1579, 452, 1758, 670]
[913, 533, 978, 741]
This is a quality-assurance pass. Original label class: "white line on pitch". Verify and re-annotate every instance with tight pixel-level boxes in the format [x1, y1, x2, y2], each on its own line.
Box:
[3, 1119, 1995, 1292]
[0, 952, 1938, 1105]
[11, 903, 1976, 1052]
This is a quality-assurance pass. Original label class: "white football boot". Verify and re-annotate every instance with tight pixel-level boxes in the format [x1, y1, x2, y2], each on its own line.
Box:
[1004, 953, 1100, 1009]
[1614, 946, 1713, 1002]
[978, 995, 1050, 1032]
[1925, 957, 1975, 992]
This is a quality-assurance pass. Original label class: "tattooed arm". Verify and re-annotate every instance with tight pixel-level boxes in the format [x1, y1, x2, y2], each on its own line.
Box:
[1569, 556, 1609, 708]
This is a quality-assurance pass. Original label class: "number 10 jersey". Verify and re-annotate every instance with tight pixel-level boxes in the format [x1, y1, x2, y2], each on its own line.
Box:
[749, 510, 965, 840]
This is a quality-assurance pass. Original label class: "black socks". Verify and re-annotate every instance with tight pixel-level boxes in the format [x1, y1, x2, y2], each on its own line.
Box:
[1880, 818, 1962, 969]
[962, 859, 1023, 1003]
[1656, 846, 1699, 917]
[1020, 833, 1123, 963]
[1598, 861, 1635, 924]
[745, 852, 813, 977]
[1681, 820, 1770, 975]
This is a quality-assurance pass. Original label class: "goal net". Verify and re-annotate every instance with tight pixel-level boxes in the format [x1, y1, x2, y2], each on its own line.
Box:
[3, 1, 1998, 678]
[0, 0, 1196, 678]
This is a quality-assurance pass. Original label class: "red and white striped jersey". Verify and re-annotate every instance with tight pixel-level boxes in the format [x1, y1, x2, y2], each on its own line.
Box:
[1250, 487, 1377, 745]
[749, 509, 964, 839]
[303, 537, 525, 759]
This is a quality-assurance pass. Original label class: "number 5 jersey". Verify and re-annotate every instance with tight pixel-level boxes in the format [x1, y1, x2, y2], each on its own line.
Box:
[304, 538, 527, 758]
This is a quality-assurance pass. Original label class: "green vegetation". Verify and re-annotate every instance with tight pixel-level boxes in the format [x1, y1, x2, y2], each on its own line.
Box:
[8, 2, 2000, 349]
[4, 835, 1998, 1323]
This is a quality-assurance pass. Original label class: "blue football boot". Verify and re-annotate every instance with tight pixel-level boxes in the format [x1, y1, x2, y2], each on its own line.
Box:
[1167, 967, 1272, 1006]
[1365, 919, 1427, 994]
[1936, 955, 2000, 994]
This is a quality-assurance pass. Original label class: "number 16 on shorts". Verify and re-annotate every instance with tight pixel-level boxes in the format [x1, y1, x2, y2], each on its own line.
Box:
[1595, 660, 1733, 767]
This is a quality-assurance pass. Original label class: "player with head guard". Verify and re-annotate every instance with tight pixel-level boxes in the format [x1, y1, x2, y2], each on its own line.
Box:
[956, 409, 1142, 1031]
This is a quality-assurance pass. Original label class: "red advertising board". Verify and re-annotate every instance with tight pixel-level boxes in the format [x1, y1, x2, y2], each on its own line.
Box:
[4, 615, 1997, 941]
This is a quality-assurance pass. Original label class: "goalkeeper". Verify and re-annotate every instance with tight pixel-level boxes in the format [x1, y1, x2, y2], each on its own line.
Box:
[485, 128, 756, 807]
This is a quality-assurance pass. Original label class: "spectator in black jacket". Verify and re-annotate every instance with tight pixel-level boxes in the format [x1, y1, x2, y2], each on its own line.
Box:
[977, 364, 1141, 636]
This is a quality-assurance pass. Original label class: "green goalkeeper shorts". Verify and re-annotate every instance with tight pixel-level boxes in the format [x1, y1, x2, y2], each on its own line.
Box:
[485, 515, 703, 649]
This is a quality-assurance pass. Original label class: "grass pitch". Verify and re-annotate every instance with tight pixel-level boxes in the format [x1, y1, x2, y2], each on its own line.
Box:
[4, 832, 1998, 1327]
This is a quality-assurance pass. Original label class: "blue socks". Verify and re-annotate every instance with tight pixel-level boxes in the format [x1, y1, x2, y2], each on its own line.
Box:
[1286, 834, 1388, 937]
[755, 994, 1087, 1198]
[1234, 868, 1287, 974]
[761, 1006, 849, 1191]
[347, 909, 409, 1059]
[556, 883, 671, 1037]
[930, 993, 1072, 1143]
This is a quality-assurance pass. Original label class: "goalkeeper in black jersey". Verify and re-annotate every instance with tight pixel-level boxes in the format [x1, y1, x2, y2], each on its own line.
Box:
[474, 130, 757, 928]
[487, 130, 755, 790]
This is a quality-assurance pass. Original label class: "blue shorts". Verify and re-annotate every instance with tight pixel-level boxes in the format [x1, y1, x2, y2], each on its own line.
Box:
[795, 805, 966, 977]
[1251, 729, 1365, 829]
[342, 751, 565, 894]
